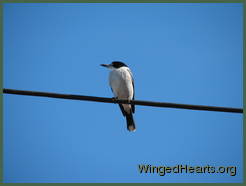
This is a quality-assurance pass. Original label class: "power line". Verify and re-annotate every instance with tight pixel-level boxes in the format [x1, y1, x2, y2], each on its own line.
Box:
[3, 88, 243, 114]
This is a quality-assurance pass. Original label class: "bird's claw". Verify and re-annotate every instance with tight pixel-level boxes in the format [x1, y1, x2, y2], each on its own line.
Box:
[112, 97, 117, 103]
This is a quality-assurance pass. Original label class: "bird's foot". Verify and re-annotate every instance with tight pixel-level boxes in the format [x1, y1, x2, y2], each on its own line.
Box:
[112, 97, 118, 103]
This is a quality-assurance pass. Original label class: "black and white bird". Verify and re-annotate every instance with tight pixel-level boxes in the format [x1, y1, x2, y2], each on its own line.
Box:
[101, 61, 136, 132]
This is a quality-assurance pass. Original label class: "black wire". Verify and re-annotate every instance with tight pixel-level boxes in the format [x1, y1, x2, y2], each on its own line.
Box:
[3, 88, 243, 114]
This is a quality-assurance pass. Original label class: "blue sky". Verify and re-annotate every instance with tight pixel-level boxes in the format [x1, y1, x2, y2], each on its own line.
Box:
[3, 3, 243, 183]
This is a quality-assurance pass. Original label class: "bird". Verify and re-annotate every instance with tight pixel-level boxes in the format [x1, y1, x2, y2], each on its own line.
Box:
[101, 61, 136, 132]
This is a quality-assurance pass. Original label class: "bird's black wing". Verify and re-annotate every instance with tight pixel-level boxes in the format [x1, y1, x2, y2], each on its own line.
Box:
[131, 78, 135, 113]
[127, 68, 135, 113]
[118, 104, 126, 116]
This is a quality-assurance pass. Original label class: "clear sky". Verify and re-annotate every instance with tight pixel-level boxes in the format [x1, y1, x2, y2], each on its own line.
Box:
[3, 3, 243, 183]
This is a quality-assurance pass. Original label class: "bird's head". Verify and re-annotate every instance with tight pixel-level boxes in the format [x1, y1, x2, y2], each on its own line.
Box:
[100, 61, 128, 70]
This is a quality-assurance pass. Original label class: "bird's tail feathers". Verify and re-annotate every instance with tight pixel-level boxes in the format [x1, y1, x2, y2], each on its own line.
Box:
[126, 113, 136, 132]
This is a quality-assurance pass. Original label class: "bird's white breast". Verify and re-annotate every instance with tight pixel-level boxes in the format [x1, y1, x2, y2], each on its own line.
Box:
[109, 67, 134, 100]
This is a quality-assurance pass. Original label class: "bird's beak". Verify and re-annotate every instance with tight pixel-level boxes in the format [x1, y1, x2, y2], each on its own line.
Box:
[100, 64, 110, 68]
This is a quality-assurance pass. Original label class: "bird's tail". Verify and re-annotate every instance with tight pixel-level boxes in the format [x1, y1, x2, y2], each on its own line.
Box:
[126, 113, 136, 132]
